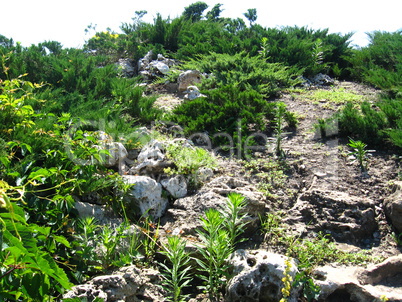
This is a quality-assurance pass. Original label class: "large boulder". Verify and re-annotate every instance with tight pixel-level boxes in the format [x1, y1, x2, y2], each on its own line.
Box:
[226, 249, 299, 302]
[63, 265, 165, 301]
[123, 175, 168, 219]
[314, 255, 402, 301]
[384, 181, 402, 234]
[178, 70, 203, 92]
[284, 189, 377, 244]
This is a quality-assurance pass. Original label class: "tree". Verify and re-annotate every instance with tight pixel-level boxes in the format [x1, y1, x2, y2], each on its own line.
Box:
[207, 3, 223, 21]
[244, 8, 257, 26]
[182, 1, 208, 22]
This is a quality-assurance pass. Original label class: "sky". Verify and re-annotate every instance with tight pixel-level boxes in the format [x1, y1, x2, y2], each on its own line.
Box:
[1, 0, 401, 49]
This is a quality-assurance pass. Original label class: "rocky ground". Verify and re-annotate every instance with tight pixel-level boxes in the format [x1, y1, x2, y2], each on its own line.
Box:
[65, 76, 402, 301]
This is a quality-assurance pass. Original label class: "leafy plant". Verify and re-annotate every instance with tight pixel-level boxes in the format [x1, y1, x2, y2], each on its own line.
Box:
[195, 193, 248, 301]
[195, 208, 232, 301]
[274, 102, 288, 158]
[222, 193, 249, 247]
[0, 184, 72, 300]
[347, 137, 373, 173]
[165, 142, 217, 189]
[160, 236, 193, 302]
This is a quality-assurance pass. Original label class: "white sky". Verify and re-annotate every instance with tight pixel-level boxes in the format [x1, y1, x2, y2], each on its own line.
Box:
[1, 0, 401, 48]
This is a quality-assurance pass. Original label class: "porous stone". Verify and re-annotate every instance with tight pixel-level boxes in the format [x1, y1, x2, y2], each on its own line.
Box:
[314, 256, 402, 302]
[63, 265, 165, 301]
[123, 175, 168, 219]
[129, 140, 173, 176]
[160, 175, 188, 199]
[226, 249, 299, 302]
[384, 181, 402, 234]
[117, 58, 135, 77]
[284, 189, 377, 244]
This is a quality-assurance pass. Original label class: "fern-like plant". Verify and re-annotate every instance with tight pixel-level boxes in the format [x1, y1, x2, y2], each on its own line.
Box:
[160, 236, 193, 302]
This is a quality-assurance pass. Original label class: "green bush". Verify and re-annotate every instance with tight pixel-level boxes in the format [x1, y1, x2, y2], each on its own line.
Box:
[171, 85, 278, 157]
[348, 30, 402, 94]
[181, 52, 299, 97]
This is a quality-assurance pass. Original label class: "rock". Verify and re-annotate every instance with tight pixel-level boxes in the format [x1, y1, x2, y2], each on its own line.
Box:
[384, 181, 402, 234]
[312, 73, 335, 86]
[184, 85, 206, 100]
[195, 167, 214, 183]
[226, 249, 299, 302]
[162, 191, 228, 235]
[314, 256, 402, 301]
[130, 140, 173, 176]
[138, 51, 177, 81]
[161, 175, 188, 199]
[301, 73, 335, 88]
[97, 142, 128, 168]
[178, 70, 203, 92]
[86, 131, 128, 168]
[284, 189, 377, 244]
[63, 265, 165, 301]
[123, 175, 168, 219]
[138, 50, 153, 71]
[74, 201, 121, 225]
[117, 58, 135, 77]
[161, 176, 266, 236]
[150, 61, 170, 74]
[357, 254, 402, 286]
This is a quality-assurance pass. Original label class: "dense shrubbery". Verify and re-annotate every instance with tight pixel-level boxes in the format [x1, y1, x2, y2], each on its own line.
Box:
[334, 30, 402, 150]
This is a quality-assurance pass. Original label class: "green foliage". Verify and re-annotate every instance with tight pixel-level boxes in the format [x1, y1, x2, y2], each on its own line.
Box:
[182, 52, 298, 96]
[165, 142, 217, 190]
[347, 138, 373, 173]
[195, 208, 232, 300]
[348, 30, 402, 94]
[195, 193, 248, 301]
[165, 142, 217, 175]
[160, 236, 192, 302]
[337, 101, 388, 146]
[182, 2, 208, 22]
[274, 102, 287, 158]
[222, 193, 249, 247]
[244, 8, 257, 26]
[0, 198, 72, 300]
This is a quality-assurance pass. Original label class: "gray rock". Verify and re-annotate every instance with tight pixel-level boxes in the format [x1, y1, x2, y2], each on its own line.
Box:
[226, 249, 299, 302]
[74, 201, 121, 225]
[150, 61, 169, 74]
[314, 256, 402, 301]
[123, 175, 168, 219]
[178, 70, 203, 92]
[63, 265, 165, 301]
[284, 189, 377, 244]
[130, 140, 172, 176]
[117, 58, 135, 77]
[384, 181, 402, 234]
[96, 142, 128, 168]
[161, 175, 188, 198]
[184, 85, 206, 100]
